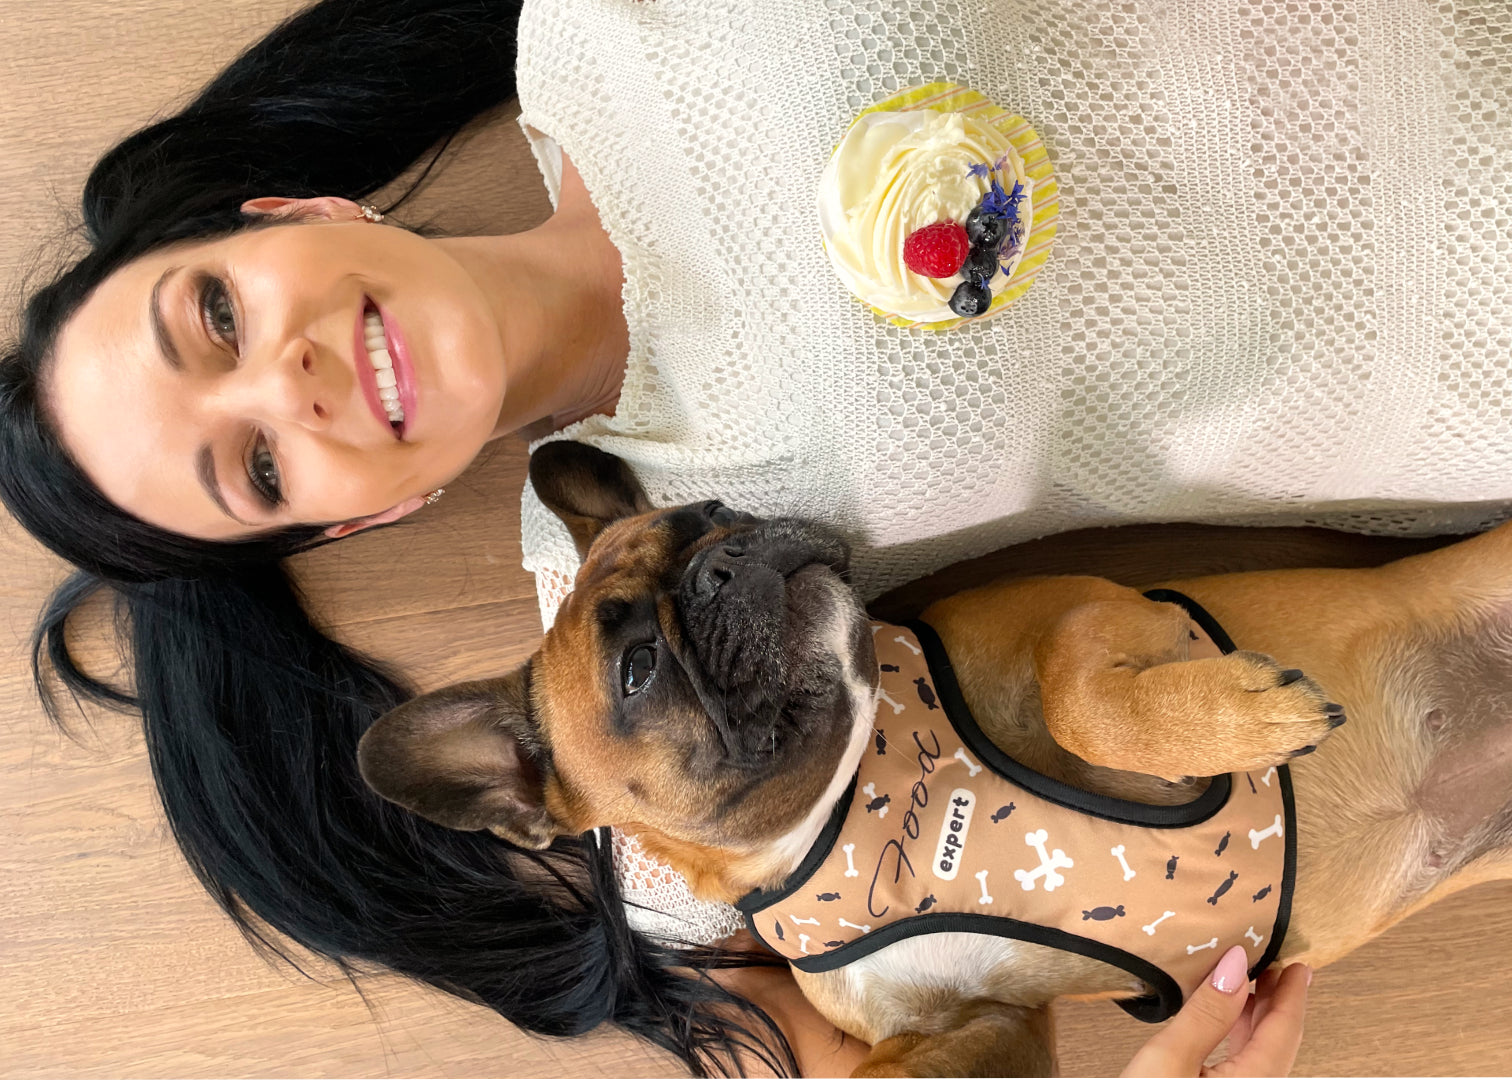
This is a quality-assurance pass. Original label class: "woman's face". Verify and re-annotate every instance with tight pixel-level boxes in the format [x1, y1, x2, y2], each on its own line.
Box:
[47, 207, 507, 541]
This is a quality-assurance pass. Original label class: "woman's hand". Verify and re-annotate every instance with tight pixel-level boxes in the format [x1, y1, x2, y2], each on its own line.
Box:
[1122, 945, 1312, 1077]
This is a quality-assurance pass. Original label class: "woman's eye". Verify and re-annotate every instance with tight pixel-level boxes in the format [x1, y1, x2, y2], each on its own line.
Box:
[247, 436, 282, 507]
[622, 643, 657, 696]
[199, 277, 239, 350]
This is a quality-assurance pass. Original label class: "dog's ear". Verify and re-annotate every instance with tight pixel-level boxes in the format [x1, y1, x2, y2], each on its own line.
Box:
[357, 668, 560, 849]
[529, 441, 652, 558]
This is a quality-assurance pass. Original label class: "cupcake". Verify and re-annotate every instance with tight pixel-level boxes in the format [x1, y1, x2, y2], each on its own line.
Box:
[817, 82, 1059, 330]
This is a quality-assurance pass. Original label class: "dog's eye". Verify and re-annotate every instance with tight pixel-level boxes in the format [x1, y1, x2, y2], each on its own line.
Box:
[622, 643, 657, 696]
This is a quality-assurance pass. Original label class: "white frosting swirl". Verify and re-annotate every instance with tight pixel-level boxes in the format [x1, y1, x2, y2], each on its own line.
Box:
[818, 109, 1030, 322]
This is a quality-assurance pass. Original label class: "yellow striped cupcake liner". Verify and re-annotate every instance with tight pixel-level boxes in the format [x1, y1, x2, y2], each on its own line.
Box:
[840, 81, 1058, 331]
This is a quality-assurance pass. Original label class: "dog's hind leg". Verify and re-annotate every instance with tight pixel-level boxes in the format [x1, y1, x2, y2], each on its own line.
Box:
[852, 1001, 1055, 1078]
[1281, 589, 1512, 966]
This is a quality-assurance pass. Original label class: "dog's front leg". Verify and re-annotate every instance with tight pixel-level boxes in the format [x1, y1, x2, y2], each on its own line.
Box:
[1033, 593, 1343, 780]
[852, 1000, 1055, 1078]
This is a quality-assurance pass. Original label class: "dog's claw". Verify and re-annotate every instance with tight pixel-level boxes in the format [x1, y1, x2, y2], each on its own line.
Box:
[1277, 668, 1306, 686]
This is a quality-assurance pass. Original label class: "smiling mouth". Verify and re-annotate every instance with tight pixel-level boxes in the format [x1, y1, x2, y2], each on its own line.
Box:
[362, 306, 405, 430]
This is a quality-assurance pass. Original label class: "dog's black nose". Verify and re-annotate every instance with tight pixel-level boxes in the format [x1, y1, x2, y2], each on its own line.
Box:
[693, 544, 746, 597]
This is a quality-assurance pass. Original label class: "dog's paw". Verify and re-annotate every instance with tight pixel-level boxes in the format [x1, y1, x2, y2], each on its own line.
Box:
[1131, 651, 1345, 779]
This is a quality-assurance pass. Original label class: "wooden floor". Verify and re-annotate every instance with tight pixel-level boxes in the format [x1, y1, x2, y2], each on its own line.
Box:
[3, 2, 1512, 1076]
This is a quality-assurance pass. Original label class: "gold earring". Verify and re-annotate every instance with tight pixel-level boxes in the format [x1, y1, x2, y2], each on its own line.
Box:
[423, 487, 445, 506]
[359, 203, 385, 223]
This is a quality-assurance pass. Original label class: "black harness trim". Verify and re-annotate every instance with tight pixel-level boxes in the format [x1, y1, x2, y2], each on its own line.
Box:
[739, 592, 1295, 1023]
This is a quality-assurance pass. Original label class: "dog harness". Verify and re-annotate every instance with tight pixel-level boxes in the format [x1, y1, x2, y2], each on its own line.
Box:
[737, 591, 1296, 1022]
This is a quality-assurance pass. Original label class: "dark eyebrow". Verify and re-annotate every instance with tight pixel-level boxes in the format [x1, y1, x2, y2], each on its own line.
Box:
[150, 266, 183, 372]
[596, 597, 634, 635]
[196, 443, 255, 527]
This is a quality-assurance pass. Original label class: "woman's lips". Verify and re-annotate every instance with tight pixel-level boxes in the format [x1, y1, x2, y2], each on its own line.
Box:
[353, 304, 401, 440]
[374, 299, 417, 430]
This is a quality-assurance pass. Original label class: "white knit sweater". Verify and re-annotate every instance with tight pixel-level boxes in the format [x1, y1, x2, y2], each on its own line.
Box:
[513, 0, 1512, 944]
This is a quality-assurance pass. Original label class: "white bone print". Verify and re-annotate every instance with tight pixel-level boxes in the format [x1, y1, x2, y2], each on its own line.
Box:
[874, 687, 906, 715]
[1014, 828, 1073, 892]
[1245, 926, 1264, 948]
[798, 934, 810, 955]
[1111, 844, 1136, 881]
[1142, 911, 1175, 936]
[838, 918, 872, 933]
[1186, 937, 1220, 955]
[789, 915, 820, 927]
[862, 781, 890, 818]
[893, 634, 922, 656]
[1260, 766, 1277, 787]
[842, 843, 859, 878]
[953, 747, 983, 777]
[975, 869, 994, 905]
[1249, 814, 1284, 850]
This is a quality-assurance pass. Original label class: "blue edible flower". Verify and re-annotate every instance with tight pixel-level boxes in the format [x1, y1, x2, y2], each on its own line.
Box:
[966, 161, 992, 178]
[980, 178, 1027, 223]
[998, 220, 1027, 261]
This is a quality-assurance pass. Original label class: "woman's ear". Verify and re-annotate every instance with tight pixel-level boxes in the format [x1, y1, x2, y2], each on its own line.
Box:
[240, 195, 369, 221]
[323, 495, 428, 540]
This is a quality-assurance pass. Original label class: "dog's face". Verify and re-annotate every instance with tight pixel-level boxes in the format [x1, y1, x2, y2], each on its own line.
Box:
[358, 442, 875, 890]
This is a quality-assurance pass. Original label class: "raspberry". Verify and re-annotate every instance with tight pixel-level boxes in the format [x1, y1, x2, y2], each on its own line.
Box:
[902, 220, 970, 278]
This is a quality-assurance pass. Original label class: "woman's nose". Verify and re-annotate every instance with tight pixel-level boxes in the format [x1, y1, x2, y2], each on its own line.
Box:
[243, 335, 334, 431]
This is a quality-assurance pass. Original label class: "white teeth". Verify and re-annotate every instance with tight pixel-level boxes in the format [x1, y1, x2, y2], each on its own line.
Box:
[364, 308, 404, 426]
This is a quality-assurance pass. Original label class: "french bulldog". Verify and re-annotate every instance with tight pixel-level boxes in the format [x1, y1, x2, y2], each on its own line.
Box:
[358, 441, 1512, 1076]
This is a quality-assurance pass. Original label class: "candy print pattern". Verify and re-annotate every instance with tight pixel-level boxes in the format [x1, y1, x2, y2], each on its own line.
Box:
[1083, 905, 1126, 921]
[745, 621, 1289, 1012]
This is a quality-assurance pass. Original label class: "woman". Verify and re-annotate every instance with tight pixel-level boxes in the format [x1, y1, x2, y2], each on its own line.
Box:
[2, 0, 1503, 1073]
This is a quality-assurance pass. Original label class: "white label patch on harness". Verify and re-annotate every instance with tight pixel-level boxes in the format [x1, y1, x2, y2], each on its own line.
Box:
[933, 787, 977, 880]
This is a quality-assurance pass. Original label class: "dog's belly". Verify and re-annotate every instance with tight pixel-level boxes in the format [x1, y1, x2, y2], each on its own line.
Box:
[1284, 597, 1512, 964]
[794, 933, 1141, 1045]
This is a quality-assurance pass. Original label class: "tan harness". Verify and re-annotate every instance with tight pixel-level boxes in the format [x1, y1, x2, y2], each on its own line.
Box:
[738, 592, 1295, 1021]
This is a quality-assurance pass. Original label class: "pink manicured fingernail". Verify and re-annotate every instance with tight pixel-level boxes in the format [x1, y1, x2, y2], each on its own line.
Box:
[1211, 945, 1249, 994]
[1304, 965, 1313, 986]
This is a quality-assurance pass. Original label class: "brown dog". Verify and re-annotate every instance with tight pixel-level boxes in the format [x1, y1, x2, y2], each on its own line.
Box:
[359, 441, 1512, 1076]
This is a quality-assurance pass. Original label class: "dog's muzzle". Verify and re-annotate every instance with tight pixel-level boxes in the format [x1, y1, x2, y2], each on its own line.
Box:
[675, 520, 851, 758]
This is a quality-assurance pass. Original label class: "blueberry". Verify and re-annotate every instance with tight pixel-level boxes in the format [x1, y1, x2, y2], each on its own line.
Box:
[965, 205, 1008, 248]
[961, 244, 999, 284]
[948, 280, 993, 318]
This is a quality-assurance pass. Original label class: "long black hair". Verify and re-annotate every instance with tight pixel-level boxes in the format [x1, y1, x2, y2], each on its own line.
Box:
[0, 2, 792, 1074]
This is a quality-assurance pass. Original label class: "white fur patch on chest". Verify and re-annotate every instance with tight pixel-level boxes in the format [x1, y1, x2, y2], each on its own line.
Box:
[765, 597, 876, 874]
[833, 933, 1024, 1040]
